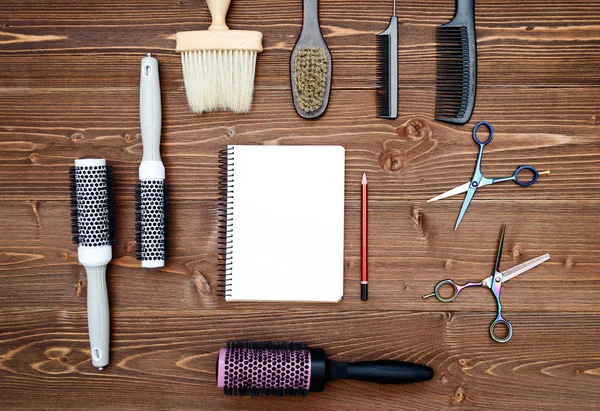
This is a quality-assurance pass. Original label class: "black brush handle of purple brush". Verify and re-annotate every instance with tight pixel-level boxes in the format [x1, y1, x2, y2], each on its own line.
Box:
[309, 348, 433, 391]
[333, 360, 433, 384]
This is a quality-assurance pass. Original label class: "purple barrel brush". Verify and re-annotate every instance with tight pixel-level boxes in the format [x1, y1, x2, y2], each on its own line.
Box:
[217, 341, 433, 396]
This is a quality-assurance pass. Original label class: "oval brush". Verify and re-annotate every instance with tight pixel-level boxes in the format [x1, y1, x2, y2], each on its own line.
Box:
[290, 0, 332, 119]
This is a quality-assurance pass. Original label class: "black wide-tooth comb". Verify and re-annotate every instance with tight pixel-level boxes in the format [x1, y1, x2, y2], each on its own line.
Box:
[435, 0, 477, 124]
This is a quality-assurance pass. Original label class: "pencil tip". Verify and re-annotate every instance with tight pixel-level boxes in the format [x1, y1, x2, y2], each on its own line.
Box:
[362, 172, 367, 185]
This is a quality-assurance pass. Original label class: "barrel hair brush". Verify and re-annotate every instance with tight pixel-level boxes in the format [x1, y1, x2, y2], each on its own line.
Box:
[217, 341, 434, 396]
[435, 0, 477, 124]
[175, 0, 263, 114]
[70, 158, 116, 370]
[136, 53, 169, 268]
[376, 0, 398, 119]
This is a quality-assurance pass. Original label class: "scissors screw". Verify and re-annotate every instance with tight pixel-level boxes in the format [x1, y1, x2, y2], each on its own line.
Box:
[495, 277, 501, 282]
[472, 181, 478, 187]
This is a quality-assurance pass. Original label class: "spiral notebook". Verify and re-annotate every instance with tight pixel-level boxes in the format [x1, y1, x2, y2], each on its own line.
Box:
[219, 145, 345, 302]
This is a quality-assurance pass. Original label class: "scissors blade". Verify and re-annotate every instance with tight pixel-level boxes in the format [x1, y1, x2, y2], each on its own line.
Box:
[427, 182, 470, 203]
[454, 185, 477, 230]
[494, 225, 507, 274]
[481, 253, 550, 289]
[502, 253, 550, 282]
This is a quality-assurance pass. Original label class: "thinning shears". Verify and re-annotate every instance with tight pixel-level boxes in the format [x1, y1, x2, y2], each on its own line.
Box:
[428, 122, 549, 230]
[423, 225, 550, 343]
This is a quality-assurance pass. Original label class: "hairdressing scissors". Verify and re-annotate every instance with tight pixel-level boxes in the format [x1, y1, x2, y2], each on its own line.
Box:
[428, 121, 549, 230]
[423, 225, 550, 343]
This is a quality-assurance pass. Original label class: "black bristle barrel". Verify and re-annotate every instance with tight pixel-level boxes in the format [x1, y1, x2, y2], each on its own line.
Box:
[217, 341, 311, 396]
[376, 16, 398, 119]
[435, 0, 477, 124]
[135, 179, 168, 268]
[71, 159, 116, 248]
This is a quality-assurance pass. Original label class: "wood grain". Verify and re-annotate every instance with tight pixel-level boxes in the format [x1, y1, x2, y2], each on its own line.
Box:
[1, 0, 599, 409]
[1, 310, 599, 410]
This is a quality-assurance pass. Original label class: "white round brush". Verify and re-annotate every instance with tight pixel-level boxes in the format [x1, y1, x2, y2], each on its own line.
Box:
[70, 158, 115, 370]
[137, 53, 168, 268]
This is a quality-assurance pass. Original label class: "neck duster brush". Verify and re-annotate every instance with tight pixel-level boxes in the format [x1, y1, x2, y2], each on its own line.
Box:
[70, 158, 116, 370]
[175, 0, 263, 114]
[137, 53, 168, 268]
[217, 341, 433, 396]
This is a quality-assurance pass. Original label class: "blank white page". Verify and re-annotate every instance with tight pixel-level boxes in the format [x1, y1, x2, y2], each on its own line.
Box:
[225, 145, 345, 302]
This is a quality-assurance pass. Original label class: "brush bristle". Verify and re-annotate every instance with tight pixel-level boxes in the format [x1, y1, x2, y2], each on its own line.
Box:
[376, 34, 391, 117]
[70, 164, 116, 246]
[181, 50, 257, 114]
[221, 341, 310, 396]
[135, 180, 169, 266]
[435, 26, 474, 124]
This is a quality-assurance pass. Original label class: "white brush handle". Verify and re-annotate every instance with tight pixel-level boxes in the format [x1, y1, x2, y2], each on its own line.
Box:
[79, 245, 112, 370]
[85, 265, 110, 370]
[207, 0, 231, 31]
[140, 53, 165, 180]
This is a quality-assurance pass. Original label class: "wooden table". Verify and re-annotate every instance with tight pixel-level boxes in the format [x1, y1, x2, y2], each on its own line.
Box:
[1, 1, 599, 409]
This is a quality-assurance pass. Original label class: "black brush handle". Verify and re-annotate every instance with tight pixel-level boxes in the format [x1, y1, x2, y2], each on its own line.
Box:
[330, 360, 434, 384]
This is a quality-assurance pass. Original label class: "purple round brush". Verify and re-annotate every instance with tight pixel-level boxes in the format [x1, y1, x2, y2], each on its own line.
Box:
[216, 341, 433, 396]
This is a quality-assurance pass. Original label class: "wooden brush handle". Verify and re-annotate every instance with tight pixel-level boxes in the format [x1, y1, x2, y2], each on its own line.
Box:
[207, 0, 231, 31]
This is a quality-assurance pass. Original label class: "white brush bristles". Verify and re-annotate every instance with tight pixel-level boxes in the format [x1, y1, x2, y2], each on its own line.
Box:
[181, 49, 257, 114]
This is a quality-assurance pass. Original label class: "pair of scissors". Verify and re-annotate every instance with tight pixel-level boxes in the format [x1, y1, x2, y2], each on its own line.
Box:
[423, 225, 550, 343]
[428, 122, 549, 230]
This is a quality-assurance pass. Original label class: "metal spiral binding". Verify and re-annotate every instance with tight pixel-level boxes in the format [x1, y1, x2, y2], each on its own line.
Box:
[217, 147, 234, 298]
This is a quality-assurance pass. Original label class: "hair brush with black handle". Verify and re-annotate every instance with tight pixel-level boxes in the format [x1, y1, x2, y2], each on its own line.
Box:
[217, 341, 433, 396]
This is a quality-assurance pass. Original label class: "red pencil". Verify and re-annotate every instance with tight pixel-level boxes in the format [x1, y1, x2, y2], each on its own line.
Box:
[361, 172, 368, 301]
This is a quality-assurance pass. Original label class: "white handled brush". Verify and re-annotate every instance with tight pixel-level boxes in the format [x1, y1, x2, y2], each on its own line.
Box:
[70, 158, 115, 370]
[137, 53, 168, 268]
[175, 0, 263, 114]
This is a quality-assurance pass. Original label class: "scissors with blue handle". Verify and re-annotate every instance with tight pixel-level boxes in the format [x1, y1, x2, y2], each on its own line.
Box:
[423, 225, 550, 343]
[428, 122, 548, 230]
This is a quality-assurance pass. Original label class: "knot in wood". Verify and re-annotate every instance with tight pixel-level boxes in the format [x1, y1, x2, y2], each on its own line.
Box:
[512, 246, 521, 259]
[378, 148, 405, 172]
[565, 258, 574, 268]
[226, 126, 236, 138]
[70, 133, 84, 142]
[126, 241, 136, 254]
[399, 119, 432, 142]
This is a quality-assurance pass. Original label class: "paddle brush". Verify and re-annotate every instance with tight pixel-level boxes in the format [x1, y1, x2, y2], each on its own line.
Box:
[217, 341, 433, 396]
[435, 0, 477, 124]
[376, 0, 398, 119]
[136, 53, 168, 268]
[290, 0, 332, 118]
[70, 158, 116, 370]
[175, 0, 263, 114]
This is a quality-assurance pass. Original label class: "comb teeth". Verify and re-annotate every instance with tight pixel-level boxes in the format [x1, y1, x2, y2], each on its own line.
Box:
[376, 16, 398, 119]
[435, 26, 476, 124]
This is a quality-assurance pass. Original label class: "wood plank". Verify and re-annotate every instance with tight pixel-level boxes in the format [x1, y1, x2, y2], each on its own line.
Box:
[0, 88, 598, 201]
[1, 200, 598, 312]
[0, 0, 599, 89]
[1, 309, 599, 410]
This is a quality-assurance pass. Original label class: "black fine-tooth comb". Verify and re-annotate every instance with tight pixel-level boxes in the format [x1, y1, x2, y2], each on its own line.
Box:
[376, 0, 398, 119]
[435, 0, 477, 124]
